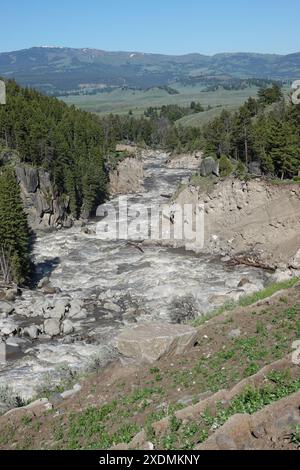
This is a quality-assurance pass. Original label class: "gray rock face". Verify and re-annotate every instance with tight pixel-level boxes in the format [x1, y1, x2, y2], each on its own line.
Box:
[200, 157, 219, 177]
[15, 165, 72, 230]
[15, 166, 39, 194]
[116, 322, 198, 363]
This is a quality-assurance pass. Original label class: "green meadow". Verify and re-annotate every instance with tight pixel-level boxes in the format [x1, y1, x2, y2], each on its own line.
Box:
[62, 84, 260, 125]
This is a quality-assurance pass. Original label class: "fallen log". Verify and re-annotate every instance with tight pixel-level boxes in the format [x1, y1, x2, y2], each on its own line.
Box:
[126, 241, 145, 253]
[227, 256, 276, 272]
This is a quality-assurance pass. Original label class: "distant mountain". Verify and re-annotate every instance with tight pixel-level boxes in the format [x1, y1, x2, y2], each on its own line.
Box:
[0, 47, 299, 94]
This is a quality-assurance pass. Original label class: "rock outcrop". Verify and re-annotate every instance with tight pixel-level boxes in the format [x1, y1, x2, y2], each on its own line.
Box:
[197, 391, 300, 450]
[15, 165, 72, 230]
[116, 322, 198, 363]
[109, 157, 144, 195]
[167, 151, 202, 169]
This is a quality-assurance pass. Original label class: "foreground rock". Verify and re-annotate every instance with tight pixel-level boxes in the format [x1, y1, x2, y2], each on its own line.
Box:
[116, 322, 198, 363]
[196, 391, 300, 450]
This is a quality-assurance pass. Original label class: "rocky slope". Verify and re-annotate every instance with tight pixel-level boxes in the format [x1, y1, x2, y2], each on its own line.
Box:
[1, 282, 300, 450]
[173, 178, 300, 268]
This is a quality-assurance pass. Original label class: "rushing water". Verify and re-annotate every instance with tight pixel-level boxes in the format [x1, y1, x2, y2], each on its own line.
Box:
[0, 153, 266, 400]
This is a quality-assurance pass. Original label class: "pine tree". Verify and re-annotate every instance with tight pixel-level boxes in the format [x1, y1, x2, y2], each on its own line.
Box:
[0, 167, 30, 285]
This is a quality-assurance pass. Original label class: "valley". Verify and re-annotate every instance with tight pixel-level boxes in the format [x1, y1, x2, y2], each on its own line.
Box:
[62, 84, 260, 123]
[1, 37, 300, 453]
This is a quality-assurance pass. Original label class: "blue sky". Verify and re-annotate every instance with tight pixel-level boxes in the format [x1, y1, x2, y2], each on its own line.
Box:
[1, 0, 299, 55]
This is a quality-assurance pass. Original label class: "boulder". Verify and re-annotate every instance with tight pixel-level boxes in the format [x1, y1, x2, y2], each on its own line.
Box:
[23, 325, 40, 340]
[61, 319, 74, 335]
[66, 299, 87, 319]
[228, 328, 241, 340]
[103, 302, 121, 313]
[0, 319, 18, 336]
[200, 157, 219, 177]
[70, 310, 88, 320]
[290, 249, 300, 269]
[42, 285, 58, 295]
[44, 300, 68, 320]
[0, 301, 14, 316]
[43, 319, 61, 337]
[67, 299, 83, 316]
[116, 322, 198, 363]
[3, 289, 19, 302]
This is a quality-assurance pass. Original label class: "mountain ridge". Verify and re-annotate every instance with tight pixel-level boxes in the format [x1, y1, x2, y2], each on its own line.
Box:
[1, 46, 300, 94]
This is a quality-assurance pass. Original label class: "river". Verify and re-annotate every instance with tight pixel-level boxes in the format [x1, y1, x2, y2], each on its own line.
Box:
[0, 153, 266, 400]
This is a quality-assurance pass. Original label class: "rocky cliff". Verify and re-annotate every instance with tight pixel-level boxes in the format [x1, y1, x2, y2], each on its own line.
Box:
[109, 157, 144, 195]
[15, 166, 72, 230]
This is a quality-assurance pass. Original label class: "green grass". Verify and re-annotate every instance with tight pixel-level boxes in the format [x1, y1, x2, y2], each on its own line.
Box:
[176, 105, 240, 128]
[62, 85, 259, 119]
[290, 425, 300, 445]
[193, 276, 300, 326]
[171, 176, 216, 201]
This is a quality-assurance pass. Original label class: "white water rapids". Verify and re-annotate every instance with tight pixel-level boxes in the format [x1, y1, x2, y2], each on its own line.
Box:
[0, 153, 267, 400]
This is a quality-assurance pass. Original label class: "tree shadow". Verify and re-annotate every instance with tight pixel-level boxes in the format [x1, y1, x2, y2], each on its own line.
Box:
[32, 257, 61, 287]
[28, 229, 61, 288]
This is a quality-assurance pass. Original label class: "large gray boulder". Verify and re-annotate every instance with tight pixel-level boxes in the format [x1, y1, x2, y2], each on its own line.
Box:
[44, 299, 68, 320]
[116, 322, 198, 363]
[43, 319, 60, 337]
[200, 157, 219, 177]
[0, 301, 14, 316]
